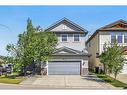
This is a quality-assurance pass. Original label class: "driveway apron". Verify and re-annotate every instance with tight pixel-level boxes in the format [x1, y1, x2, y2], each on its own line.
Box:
[21, 75, 115, 89]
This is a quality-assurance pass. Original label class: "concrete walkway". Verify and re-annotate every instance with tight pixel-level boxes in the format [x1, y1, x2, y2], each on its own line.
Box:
[20, 75, 115, 89]
[110, 74, 127, 84]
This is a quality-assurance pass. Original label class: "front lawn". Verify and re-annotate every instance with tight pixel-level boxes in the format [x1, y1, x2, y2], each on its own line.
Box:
[0, 74, 25, 84]
[95, 74, 127, 89]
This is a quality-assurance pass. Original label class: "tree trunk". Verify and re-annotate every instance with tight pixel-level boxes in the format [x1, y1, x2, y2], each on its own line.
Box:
[104, 64, 107, 74]
[114, 72, 117, 81]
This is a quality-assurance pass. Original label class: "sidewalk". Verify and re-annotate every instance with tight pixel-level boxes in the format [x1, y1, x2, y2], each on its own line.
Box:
[110, 74, 127, 84]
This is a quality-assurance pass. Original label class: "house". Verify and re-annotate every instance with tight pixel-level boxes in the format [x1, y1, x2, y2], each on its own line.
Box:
[42, 18, 89, 75]
[86, 19, 127, 74]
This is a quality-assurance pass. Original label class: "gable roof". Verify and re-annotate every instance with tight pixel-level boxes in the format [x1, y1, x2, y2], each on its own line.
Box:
[45, 18, 88, 34]
[98, 19, 127, 31]
[86, 19, 127, 44]
[53, 46, 88, 56]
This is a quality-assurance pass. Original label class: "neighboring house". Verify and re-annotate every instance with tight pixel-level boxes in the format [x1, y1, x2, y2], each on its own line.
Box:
[86, 19, 127, 74]
[42, 18, 89, 75]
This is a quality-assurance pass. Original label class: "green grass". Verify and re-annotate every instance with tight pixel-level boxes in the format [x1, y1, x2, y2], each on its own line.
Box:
[0, 75, 25, 84]
[95, 74, 127, 88]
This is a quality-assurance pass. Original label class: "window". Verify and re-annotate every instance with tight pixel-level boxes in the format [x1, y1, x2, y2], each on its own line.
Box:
[74, 34, 80, 42]
[111, 35, 116, 43]
[62, 34, 67, 42]
[62, 25, 67, 30]
[89, 43, 91, 47]
[124, 35, 127, 43]
[111, 32, 116, 43]
[117, 35, 122, 43]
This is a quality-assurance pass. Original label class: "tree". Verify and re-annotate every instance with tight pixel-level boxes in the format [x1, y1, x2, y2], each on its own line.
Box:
[6, 44, 23, 72]
[6, 18, 36, 74]
[100, 42, 126, 80]
[6, 18, 58, 75]
[34, 32, 58, 62]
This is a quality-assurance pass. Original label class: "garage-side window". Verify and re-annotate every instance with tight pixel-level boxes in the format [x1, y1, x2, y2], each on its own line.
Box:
[62, 34, 67, 42]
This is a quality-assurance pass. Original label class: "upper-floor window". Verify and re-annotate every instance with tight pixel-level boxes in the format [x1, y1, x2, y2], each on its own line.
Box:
[111, 33, 116, 43]
[117, 35, 122, 43]
[74, 34, 80, 42]
[111, 32, 124, 43]
[62, 34, 67, 42]
[124, 35, 127, 43]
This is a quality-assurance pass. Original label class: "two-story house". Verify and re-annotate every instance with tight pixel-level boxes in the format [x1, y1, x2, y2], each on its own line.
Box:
[86, 19, 127, 74]
[42, 18, 89, 75]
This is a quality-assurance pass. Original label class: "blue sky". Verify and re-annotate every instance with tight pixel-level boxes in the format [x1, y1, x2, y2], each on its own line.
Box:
[1, 6, 127, 56]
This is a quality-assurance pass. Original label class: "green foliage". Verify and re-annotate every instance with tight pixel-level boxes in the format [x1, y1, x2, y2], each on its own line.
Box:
[100, 42, 126, 80]
[0, 75, 25, 84]
[96, 74, 127, 88]
[6, 18, 58, 73]
[33, 32, 58, 61]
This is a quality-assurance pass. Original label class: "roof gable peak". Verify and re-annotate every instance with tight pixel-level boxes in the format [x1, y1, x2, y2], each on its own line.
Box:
[53, 46, 81, 55]
[98, 19, 127, 30]
[44, 18, 88, 34]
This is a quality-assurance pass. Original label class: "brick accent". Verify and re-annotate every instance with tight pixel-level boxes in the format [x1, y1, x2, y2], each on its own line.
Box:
[41, 68, 47, 75]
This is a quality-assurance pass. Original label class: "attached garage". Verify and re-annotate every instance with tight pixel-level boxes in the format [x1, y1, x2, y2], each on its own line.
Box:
[48, 61, 81, 75]
[41, 47, 89, 76]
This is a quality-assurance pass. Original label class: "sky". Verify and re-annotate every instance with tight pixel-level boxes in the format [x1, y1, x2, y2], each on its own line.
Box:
[1, 6, 127, 56]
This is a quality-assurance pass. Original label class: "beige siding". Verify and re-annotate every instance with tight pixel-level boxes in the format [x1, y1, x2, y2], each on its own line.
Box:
[56, 34, 85, 51]
[51, 23, 75, 31]
[86, 33, 100, 70]
[49, 22, 86, 51]
[99, 32, 111, 54]
[87, 31, 127, 71]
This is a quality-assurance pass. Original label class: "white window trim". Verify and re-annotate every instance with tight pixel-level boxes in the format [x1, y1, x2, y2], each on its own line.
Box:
[61, 34, 68, 42]
[123, 34, 124, 43]
[62, 25, 67, 30]
[110, 32, 125, 43]
[110, 33, 116, 43]
[123, 34, 127, 44]
[117, 35, 123, 43]
[73, 34, 80, 42]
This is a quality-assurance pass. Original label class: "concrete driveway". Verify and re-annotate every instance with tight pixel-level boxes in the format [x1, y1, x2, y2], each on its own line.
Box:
[20, 75, 115, 89]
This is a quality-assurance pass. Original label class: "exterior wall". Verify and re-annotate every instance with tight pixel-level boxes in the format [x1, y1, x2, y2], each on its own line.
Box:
[48, 55, 89, 75]
[99, 32, 111, 54]
[99, 32, 127, 54]
[87, 31, 127, 71]
[49, 22, 86, 51]
[42, 19, 88, 75]
[86, 33, 100, 70]
[56, 34, 85, 51]
[81, 60, 89, 75]
[121, 55, 127, 74]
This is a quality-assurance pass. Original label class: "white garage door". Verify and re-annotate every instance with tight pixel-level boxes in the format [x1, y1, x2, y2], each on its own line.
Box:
[48, 61, 81, 75]
[121, 64, 127, 74]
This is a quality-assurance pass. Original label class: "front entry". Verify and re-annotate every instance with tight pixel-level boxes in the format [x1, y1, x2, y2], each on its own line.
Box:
[48, 61, 81, 75]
